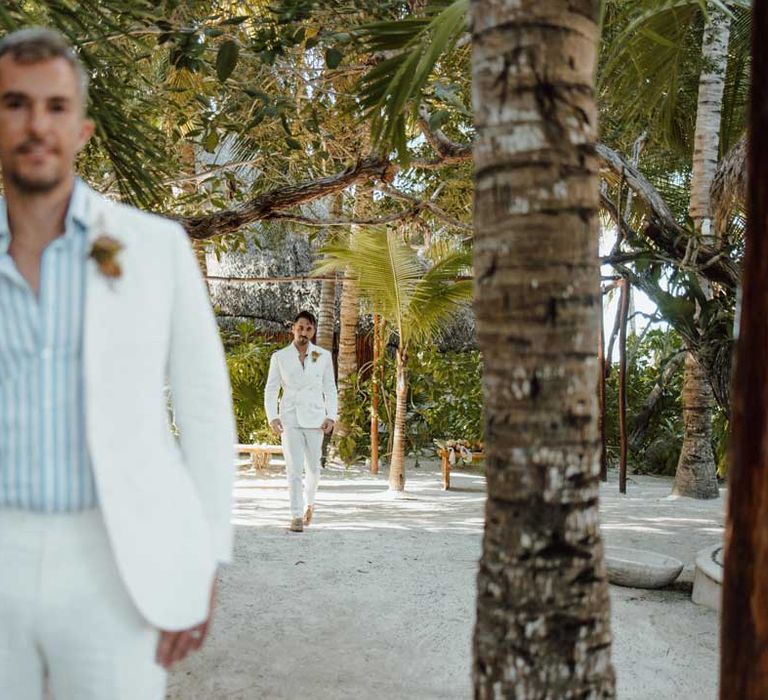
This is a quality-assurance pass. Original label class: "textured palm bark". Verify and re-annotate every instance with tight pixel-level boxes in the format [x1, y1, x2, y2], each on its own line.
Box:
[388, 349, 408, 491]
[471, 0, 614, 696]
[316, 196, 344, 351]
[689, 5, 731, 239]
[315, 277, 337, 351]
[332, 267, 361, 440]
[673, 352, 719, 498]
[721, 2, 768, 690]
[675, 4, 731, 498]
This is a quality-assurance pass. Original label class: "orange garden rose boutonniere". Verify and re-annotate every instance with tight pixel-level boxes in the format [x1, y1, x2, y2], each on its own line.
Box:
[89, 235, 124, 280]
[311, 351, 320, 363]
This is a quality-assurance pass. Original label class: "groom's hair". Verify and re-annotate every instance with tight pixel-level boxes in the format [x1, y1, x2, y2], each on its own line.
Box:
[0, 28, 89, 109]
[294, 310, 317, 327]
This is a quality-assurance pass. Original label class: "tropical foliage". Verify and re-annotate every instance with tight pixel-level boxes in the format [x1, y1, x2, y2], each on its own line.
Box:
[223, 323, 281, 443]
[315, 227, 472, 488]
[334, 345, 483, 464]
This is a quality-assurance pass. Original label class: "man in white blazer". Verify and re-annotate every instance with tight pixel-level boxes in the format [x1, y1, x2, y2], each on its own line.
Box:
[264, 310, 338, 532]
[0, 29, 235, 699]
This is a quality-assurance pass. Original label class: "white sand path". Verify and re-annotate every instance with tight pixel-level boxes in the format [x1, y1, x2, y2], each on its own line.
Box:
[167, 461, 723, 700]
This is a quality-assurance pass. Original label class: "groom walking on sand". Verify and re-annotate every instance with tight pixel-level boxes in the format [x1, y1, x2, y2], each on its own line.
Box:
[265, 311, 337, 532]
[0, 28, 235, 699]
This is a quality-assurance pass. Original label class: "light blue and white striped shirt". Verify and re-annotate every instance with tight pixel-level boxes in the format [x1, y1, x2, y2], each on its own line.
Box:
[0, 180, 97, 511]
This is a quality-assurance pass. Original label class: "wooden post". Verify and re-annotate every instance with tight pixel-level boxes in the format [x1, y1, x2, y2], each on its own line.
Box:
[618, 279, 630, 494]
[720, 3, 768, 694]
[599, 289, 608, 482]
[370, 314, 380, 475]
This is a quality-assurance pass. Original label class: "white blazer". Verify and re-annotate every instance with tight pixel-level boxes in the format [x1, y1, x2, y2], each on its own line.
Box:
[80, 185, 235, 630]
[264, 342, 338, 428]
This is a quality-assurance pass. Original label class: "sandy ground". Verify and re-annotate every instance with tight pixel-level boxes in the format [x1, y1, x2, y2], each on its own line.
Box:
[167, 460, 724, 700]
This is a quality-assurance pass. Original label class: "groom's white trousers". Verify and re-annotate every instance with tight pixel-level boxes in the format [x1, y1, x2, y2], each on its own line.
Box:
[280, 410, 324, 519]
[0, 508, 166, 700]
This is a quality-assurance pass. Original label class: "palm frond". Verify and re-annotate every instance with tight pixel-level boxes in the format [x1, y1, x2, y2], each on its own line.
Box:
[356, 0, 468, 160]
[314, 226, 470, 347]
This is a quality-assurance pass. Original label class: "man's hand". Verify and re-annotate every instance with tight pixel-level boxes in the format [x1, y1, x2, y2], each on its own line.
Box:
[270, 418, 284, 435]
[321, 418, 335, 435]
[156, 580, 218, 669]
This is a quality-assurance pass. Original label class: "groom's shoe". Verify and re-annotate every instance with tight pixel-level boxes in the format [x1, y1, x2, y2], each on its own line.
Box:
[289, 517, 304, 532]
[304, 505, 314, 527]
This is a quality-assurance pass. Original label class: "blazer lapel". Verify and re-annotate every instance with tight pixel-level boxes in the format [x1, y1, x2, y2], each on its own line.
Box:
[82, 190, 131, 420]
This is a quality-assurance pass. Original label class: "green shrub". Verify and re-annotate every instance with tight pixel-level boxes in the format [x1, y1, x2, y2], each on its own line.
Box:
[334, 344, 484, 464]
[604, 327, 728, 476]
[224, 323, 281, 444]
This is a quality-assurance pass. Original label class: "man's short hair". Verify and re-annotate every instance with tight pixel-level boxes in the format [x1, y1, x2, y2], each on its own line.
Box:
[294, 310, 317, 327]
[0, 28, 89, 106]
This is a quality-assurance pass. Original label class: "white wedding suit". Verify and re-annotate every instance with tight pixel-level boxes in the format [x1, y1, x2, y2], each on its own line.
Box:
[264, 342, 338, 518]
[0, 183, 235, 699]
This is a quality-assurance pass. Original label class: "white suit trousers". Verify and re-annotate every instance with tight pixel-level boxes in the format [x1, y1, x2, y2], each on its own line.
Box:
[280, 412, 324, 519]
[0, 509, 166, 700]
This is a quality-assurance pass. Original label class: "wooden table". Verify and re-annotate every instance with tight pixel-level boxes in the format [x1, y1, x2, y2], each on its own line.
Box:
[437, 447, 485, 490]
[235, 443, 284, 470]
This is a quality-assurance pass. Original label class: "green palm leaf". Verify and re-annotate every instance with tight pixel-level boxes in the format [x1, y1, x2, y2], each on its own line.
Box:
[356, 0, 468, 160]
[314, 227, 471, 348]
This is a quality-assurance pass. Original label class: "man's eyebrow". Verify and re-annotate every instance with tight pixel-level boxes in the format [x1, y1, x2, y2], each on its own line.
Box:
[0, 91, 73, 103]
[0, 90, 28, 101]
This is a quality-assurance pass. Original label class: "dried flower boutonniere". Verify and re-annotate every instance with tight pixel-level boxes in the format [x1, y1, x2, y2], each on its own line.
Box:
[89, 235, 124, 280]
[311, 351, 321, 363]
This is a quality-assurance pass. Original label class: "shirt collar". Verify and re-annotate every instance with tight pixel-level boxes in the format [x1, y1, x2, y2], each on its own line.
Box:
[0, 177, 90, 254]
[290, 340, 315, 354]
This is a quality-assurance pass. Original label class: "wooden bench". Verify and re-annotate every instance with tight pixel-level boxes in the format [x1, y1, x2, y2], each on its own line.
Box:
[437, 446, 485, 490]
[235, 443, 284, 470]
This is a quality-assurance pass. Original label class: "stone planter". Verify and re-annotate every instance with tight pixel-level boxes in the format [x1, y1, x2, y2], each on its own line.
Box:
[691, 544, 723, 610]
[605, 546, 684, 589]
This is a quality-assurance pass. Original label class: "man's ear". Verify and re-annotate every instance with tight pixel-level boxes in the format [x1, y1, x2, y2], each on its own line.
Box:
[78, 118, 95, 150]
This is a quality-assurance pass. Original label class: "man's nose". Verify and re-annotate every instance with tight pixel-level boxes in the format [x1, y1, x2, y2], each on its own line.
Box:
[26, 104, 52, 135]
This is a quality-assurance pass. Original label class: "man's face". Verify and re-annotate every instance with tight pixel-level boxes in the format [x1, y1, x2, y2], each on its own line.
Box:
[292, 318, 315, 348]
[0, 55, 94, 194]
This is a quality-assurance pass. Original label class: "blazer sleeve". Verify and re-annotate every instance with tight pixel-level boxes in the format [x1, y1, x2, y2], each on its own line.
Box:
[167, 225, 236, 564]
[323, 352, 338, 421]
[264, 352, 281, 424]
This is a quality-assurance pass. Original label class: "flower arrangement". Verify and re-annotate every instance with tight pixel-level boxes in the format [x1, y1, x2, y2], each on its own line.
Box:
[89, 235, 124, 280]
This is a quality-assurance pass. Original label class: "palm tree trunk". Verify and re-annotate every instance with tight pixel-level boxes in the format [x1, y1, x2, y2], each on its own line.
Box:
[332, 266, 360, 440]
[673, 353, 720, 498]
[689, 4, 731, 240]
[316, 195, 343, 351]
[721, 3, 768, 690]
[471, 0, 614, 696]
[315, 276, 337, 351]
[675, 4, 731, 498]
[388, 347, 407, 491]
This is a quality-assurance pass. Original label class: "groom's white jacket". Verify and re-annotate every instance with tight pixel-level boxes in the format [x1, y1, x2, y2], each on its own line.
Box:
[264, 342, 338, 428]
[79, 184, 235, 630]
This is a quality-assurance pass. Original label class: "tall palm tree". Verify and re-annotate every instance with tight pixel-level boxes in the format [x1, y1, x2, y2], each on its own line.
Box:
[674, 4, 731, 499]
[601, 0, 747, 498]
[332, 241, 362, 442]
[315, 228, 472, 491]
[471, 0, 615, 695]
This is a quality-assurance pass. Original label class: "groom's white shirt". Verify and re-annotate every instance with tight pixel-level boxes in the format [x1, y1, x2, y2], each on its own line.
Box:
[264, 341, 338, 428]
[78, 184, 235, 630]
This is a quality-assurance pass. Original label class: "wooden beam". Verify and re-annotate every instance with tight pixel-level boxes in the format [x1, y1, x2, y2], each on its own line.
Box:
[720, 2, 768, 694]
